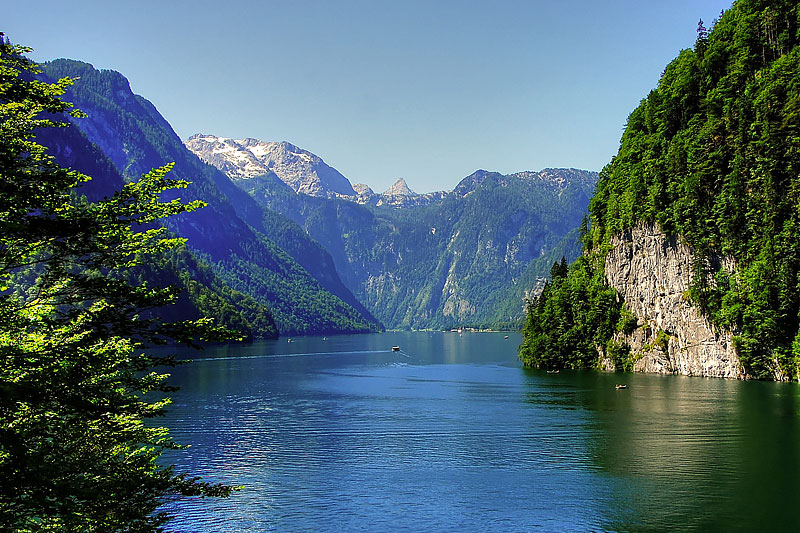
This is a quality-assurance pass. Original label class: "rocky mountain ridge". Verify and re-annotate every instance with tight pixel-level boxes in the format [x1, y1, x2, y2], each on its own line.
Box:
[186, 134, 589, 209]
[186, 133, 452, 207]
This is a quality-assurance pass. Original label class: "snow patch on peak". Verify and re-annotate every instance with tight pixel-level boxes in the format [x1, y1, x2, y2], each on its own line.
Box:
[188, 133, 231, 144]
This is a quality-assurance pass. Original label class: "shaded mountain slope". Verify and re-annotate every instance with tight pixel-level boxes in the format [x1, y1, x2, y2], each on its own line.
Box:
[34, 123, 278, 339]
[40, 59, 380, 335]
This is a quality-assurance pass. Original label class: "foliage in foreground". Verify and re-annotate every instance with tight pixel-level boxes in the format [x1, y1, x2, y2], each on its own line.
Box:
[0, 38, 235, 530]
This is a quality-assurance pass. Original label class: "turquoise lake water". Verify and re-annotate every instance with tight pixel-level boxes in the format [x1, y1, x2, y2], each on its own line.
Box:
[158, 331, 800, 531]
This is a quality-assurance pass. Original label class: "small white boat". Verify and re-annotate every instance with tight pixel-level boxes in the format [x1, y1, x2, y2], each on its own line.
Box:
[392, 346, 400, 352]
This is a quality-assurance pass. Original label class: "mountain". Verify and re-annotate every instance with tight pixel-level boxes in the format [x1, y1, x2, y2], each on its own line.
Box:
[33, 121, 279, 339]
[454, 168, 597, 199]
[36, 62, 594, 335]
[188, 133, 451, 208]
[384, 178, 414, 196]
[519, 0, 800, 381]
[185, 134, 356, 197]
[187, 134, 597, 330]
[38, 60, 381, 336]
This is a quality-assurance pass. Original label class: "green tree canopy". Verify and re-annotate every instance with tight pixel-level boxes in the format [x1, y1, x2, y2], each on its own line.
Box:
[0, 38, 236, 530]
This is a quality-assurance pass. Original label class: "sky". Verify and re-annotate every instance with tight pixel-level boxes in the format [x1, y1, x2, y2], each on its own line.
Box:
[6, 0, 732, 193]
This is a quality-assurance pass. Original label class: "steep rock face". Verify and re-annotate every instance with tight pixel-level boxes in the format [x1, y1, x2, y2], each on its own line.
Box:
[604, 223, 743, 378]
[352, 183, 374, 196]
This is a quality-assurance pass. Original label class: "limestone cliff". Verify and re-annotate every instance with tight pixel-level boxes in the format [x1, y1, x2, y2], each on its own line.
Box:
[603, 224, 744, 379]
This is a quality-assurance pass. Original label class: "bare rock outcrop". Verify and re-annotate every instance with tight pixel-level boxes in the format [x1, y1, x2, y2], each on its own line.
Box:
[603, 223, 744, 378]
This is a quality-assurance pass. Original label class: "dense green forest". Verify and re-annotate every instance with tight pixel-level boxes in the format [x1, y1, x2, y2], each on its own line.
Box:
[521, 0, 800, 380]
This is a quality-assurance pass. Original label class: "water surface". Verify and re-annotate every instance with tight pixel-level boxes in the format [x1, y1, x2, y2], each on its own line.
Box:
[159, 332, 800, 531]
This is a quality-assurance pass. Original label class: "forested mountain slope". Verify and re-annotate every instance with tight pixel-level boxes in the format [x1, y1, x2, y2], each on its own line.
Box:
[39, 59, 380, 335]
[520, 0, 800, 381]
[35, 58, 596, 334]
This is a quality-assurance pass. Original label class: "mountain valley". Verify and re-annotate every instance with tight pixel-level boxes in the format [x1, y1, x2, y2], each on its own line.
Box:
[187, 134, 596, 329]
[33, 60, 596, 335]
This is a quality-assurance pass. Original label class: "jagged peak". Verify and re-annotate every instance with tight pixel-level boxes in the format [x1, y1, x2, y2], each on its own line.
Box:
[275, 140, 301, 152]
[187, 133, 233, 144]
[185, 133, 355, 197]
[384, 178, 415, 196]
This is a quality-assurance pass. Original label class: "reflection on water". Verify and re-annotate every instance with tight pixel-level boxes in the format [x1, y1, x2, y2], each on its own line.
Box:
[159, 332, 800, 532]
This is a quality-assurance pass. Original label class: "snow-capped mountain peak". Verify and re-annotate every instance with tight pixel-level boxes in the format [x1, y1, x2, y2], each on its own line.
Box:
[185, 134, 356, 198]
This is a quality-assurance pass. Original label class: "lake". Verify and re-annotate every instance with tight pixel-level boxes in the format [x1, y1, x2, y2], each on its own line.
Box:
[159, 331, 800, 531]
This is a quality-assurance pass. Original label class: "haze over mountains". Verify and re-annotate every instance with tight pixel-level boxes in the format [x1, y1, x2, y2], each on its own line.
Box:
[36, 58, 597, 335]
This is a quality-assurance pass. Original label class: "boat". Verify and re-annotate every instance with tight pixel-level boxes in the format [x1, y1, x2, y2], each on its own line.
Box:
[615, 384, 628, 390]
[546, 369, 560, 374]
[504, 335, 509, 339]
[392, 346, 400, 352]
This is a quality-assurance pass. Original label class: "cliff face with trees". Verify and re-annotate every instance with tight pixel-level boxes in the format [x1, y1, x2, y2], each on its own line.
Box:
[520, 0, 800, 381]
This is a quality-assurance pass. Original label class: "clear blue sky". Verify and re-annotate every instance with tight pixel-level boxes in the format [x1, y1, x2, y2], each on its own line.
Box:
[7, 0, 731, 193]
